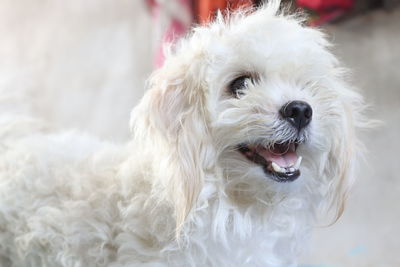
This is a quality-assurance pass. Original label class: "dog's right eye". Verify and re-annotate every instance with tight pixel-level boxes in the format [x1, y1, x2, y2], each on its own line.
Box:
[228, 75, 252, 97]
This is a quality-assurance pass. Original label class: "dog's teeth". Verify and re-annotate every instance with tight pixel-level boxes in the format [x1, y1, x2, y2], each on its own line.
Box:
[271, 162, 282, 173]
[294, 156, 302, 170]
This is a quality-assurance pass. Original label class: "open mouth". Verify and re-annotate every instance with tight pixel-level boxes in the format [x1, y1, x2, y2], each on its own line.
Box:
[238, 141, 303, 182]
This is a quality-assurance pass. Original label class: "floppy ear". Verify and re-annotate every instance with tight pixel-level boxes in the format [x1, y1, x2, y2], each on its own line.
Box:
[130, 52, 211, 237]
[321, 85, 365, 223]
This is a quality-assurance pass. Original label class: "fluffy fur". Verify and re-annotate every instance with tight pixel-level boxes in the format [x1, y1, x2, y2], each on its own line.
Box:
[0, 2, 364, 266]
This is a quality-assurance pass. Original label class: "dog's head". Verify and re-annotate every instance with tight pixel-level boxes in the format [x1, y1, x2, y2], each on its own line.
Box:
[131, 1, 363, 234]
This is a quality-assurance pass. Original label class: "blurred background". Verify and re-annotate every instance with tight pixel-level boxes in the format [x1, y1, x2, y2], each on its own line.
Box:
[0, 0, 399, 266]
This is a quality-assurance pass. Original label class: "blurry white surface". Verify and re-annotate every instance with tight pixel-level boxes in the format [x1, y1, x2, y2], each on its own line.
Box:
[0, 0, 153, 141]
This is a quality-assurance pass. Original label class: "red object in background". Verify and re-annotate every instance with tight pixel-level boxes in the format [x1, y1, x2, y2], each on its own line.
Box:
[297, 0, 354, 26]
[196, 0, 254, 24]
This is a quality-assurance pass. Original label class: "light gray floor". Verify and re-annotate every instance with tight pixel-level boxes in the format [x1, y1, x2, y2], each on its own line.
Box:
[302, 7, 400, 267]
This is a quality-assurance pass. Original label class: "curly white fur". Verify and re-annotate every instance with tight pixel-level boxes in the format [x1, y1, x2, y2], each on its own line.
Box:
[0, 2, 365, 266]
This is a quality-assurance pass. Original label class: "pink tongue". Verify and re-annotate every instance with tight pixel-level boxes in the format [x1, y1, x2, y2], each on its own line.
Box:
[257, 146, 298, 167]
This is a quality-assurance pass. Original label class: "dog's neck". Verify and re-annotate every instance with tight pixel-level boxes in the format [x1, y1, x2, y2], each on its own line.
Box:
[117, 144, 317, 265]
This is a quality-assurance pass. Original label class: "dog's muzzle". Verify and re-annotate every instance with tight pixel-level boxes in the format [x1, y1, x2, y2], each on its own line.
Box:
[237, 100, 312, 183]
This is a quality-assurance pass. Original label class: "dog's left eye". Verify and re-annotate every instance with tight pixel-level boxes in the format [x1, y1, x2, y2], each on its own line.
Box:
[228, 75, 252, 97]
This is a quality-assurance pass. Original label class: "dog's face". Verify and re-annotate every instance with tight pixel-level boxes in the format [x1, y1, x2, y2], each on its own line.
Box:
[132, 4, 362, 228]
[202, 10, 350, 187]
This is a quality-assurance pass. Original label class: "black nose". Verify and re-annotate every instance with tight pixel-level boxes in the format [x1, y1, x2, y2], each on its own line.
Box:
[280, 101, 312, 131]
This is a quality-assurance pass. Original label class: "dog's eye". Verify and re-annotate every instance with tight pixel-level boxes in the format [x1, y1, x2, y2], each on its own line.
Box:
[228, 75, 252, 97]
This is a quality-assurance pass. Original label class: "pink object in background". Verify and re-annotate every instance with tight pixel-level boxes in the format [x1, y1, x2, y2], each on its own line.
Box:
[296, 0, 354, 26]
[297, 0, 353, 12]
[146, 0, 192, 68]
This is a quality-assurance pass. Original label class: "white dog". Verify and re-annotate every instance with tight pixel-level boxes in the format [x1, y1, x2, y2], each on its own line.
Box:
[0, 2, 364, 266]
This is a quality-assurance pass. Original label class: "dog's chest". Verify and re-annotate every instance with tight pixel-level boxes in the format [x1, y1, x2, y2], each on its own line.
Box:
[171, 204, 311, 267]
